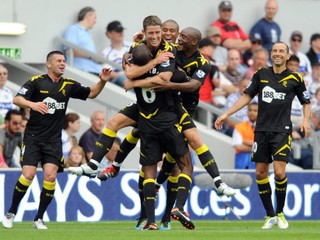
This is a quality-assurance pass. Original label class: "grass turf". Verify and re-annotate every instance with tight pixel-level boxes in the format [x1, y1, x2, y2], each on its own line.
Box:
[0, 220, 318, 240]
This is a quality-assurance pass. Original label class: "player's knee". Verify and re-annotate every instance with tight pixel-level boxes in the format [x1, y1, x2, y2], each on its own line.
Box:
[131, 128, 140, 138]
[106, 115, 121, 131]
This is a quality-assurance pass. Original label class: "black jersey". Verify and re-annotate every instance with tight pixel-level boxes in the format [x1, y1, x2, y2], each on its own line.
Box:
[244, 67, 310, 133]
[131, 40, 177, 133]
[16, 74, 90, 141]
[176, 50, 210, 112]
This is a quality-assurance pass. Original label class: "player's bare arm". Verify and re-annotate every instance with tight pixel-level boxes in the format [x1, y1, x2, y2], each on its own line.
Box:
[13, 96, 48, 115]
[151, 78, 201, 92]
[301, 103, 312, 137]
[88, 67, 112, 98]
[215, 94, 252, 130]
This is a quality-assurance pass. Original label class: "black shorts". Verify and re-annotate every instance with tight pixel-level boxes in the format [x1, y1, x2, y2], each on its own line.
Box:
[175, 103, 196, 131]
[139, 125, 189, 166]
[252, 131, 292, 163]
[119, 102, 139, 123]
[21, 139, 64, 172]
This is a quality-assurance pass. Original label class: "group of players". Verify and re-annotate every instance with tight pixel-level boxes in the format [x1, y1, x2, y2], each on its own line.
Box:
[2, 14, 311, 231]
[68, 15, 235, 230]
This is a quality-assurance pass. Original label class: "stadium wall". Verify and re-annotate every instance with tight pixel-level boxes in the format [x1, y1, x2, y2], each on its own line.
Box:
[0, 169, 319, 222]
[0, 0, 319, 63]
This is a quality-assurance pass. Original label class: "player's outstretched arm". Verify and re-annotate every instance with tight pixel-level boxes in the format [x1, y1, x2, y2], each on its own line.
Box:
[88, 67, 112, 99]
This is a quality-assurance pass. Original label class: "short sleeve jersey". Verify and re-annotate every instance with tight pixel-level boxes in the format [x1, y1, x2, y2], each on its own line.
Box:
[16, 74, 90, 141]
[130, 40, 177, 133]
[177, 50, 211, 112]
[244, 67, 310, 133]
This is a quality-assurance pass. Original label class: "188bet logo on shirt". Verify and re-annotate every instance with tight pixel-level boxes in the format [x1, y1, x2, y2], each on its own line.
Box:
[262, 86, 286, 103]
[43, 97, 66, 114]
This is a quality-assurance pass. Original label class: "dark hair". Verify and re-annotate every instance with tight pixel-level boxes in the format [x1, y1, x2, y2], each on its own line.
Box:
[77, 7, 95, 21]
[63, 112, 80, 129]
[132, 44, 152, 66]
[5, 109, 23, 121]
[163, 19, 179, 32]
[272, 41, 289, 53]
[288, 54, 300, 63]
[143, 15, 162, 31]
[46, 51, 64, 61]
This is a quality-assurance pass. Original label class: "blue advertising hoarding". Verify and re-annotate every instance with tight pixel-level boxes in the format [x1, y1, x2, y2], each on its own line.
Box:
[0, 170, 319, 222]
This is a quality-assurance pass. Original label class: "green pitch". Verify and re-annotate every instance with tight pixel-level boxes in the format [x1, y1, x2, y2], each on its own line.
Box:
[0, 220, 318, 240]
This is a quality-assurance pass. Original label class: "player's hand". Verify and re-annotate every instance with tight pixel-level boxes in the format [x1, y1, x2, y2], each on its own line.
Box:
[122, 53, 132, 69]
[133, 32, 144, 42]
[301, 121, 311, 138]
[99, 67, 112, 82]
[123, 79, 134, 91]
[153, 51, 174, 65]
[31, 102, 48, 115]
[214, 114, 228, 130]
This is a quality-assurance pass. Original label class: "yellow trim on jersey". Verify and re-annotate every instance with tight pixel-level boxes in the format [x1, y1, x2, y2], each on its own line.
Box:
[168, 175, 179, 183]
[278, 74, 301, 84]
[256, 177, 269, 185]
[58, 81, 74, 92]
[43, 180, 56, 191]
[19, 175, 32, 187]
[143, 178, 156, 185]
[276, 177, 288, 185]
[260, 80, 269, 83]
[30, 75, 43, 81]
[103, 128, 117, 137]
[139, 108, 159, 119]
[178, 173, 192, 183]
[179, 113, 189, 125]
[195, 144, 209, 155]
[166, 153, 176, 163]
[199, 53, 209, 65]
[183, 61, 198, 69]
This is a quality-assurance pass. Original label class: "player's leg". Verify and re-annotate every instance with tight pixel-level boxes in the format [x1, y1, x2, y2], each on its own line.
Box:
[272, 132, 291, 229]
[68, 103, 138, 177]
[165, 126, 195, 230]
[253, 132, 277, 229]
[2, 140, 39, 229]
[98, 128, 140, 181]
[135, 169, 147, 230]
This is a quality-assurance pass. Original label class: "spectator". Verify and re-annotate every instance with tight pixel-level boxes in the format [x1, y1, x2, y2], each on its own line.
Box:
[62, 112, 81, 162]
[0, 110, 23, 168]
[306, 33, 320, 66]
[311, 87, 320, 112]
[197, 38, 221, 123]
[232, 102, 258, 169]
[211, 1, 251, 51]
[289, 110, 320, 170]
[250, 0, 281, 53]
[79, 110, 105, 162]
[98, 136, 121, 171]
[244, 46, 269, 79]
[222, 49, 245, 87]
[102, 20, 131, 87]
[0, 64, 16, 127]
[205, 26, 228, 72]
[306, 62, 320, 99]
[63, 6, 102, 75]
[64, 145, 86, 168]
[289, 31, 312, 76]
[242, 36, 263, 68]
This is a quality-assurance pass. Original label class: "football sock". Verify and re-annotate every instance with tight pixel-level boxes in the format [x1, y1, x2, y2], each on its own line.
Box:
[195, 144, 222, 188]
[138, 170, 147, 218]
[34, 180, 56, 221]
[275, 176, 288, 214]
[174, 173, 192, 210]
[143, 179, 156, 224]
[8, 175, 32, 214]
[156, 153, 176, 185]
[113, 129, 139, 171]
[89, 128, 117, 169]
[257, 177, 275, 217]
[162, 176, 178, 222]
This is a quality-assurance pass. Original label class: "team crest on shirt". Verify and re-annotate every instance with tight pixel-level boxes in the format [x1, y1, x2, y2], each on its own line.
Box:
[160, 60, 170, 67]
[18, 87, 28, 95]
[303, 90, 310, 99]
[196, 69, 205, 78]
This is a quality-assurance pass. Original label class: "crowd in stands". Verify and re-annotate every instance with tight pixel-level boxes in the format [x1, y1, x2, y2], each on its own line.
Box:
[1, 0, 320, 170]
